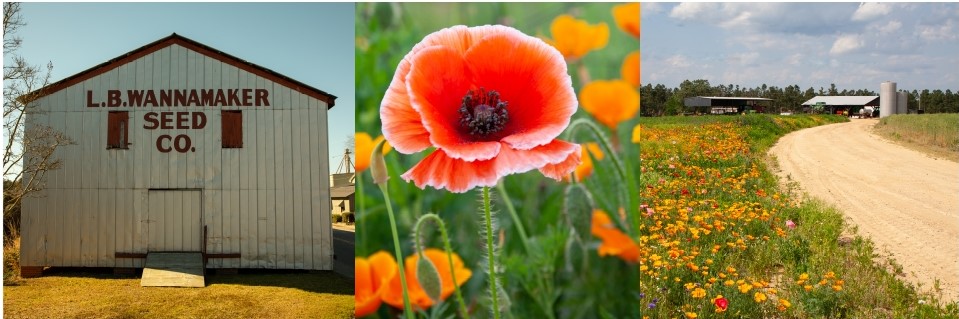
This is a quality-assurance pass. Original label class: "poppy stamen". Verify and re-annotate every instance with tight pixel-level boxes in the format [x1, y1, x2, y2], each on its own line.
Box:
[459, 88, 509, 136]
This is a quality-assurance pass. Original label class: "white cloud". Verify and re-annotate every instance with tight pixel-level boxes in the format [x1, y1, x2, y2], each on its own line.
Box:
[669, 3, 721, 21]
[875, 20, 902, 34]
[726, 52, 760, 65]
[665, 54, 693, 68]
[787, 53, 804, 66]
[642, 3, 665, 17]
[917, 19, 959, 41]
[852, 3, 892, 21]
[830, 34, 864, 55]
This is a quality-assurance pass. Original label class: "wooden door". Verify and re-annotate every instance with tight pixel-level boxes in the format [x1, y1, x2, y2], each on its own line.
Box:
[148, 190, 202, 252]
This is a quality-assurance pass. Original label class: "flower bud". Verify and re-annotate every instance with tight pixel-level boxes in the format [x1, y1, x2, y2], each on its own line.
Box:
[416, 252, 443, 302]
[371, 138, 390, 185]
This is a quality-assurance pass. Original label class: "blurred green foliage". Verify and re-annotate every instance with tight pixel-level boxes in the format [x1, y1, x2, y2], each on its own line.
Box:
[355, 3, 639, 318]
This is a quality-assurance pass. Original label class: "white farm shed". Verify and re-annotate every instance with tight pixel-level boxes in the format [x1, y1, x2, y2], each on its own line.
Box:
[20, 33, 337, 276]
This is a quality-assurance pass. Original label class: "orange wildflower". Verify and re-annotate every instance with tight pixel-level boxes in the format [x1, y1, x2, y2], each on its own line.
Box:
[545, 15, 609, 60]
[632, 124, 640, 143]
[382, 248, 472, 311]
[580, 80, 640, 130]
[570, 142, 604, 182]
[621, 51, 640, 88]
[355, 251, 398, 317]
[380, 25, 581, 193]
[613, 3, 640, 38]
[355, 132, 392, 172]
[591, 209, 639, 262]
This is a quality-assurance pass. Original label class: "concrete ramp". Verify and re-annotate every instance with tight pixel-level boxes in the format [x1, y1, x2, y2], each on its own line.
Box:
[141, 252, 205, 288]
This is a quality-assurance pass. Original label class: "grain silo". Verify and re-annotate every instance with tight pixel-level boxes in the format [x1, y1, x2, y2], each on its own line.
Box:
[880, 81, 897, 118]
[897, 91, 908, 114]
[19, 33, 336, 279]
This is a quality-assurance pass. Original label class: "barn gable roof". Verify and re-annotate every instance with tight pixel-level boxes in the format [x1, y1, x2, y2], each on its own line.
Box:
[29, 33, 336, 108]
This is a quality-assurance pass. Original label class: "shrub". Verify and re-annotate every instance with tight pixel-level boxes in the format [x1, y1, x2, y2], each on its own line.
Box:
[332, 213, 343, 223]
[343, 212, 355, 224]
[3, 236, 21, 284]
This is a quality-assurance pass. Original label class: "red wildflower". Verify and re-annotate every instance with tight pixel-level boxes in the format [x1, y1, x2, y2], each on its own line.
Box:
[380, 25, 581, 193]
[713, 295, 729, 312]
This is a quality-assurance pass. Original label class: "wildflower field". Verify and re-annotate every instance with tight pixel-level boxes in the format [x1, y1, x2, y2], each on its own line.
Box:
[355, 3, 640, 318]
[637, 114, 959, 318]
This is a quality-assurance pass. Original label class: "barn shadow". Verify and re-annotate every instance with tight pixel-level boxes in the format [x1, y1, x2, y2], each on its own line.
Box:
[24, 267, 353, 295]
[204, 269, 354, 295]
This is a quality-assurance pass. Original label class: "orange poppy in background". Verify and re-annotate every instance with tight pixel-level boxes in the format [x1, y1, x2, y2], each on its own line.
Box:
[545, 14, 609, 61]
[580, 80, 640, 130]
[380, 25, 581, 193]
[632, 125, 641, 143]
[355, 132, 392, 172]
[570, 143, 605, 182]
[355, 251, 398, 317]
[591, 209, 640, 263]
[613, 3, 640, 38]
[381, 248, 472, 311]
[621, 51, 640, 88]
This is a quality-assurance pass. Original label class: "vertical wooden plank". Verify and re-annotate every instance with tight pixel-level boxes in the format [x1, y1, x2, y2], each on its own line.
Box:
[151, 47, 169, 188]
[313, 99, 332, 269]
[46, 189, 62, 266]
[98, 190, 114, 266]
[64, 190, 79, 266]
[298, 108, 313, 269]
[148, 191, 158, 251]
[119, 62, 135, 190]
[81, 189, 97, 266]
[116, 189, 132, 267]
[63, 87, 79, 190]
[273, 107, 286, 269]
[205, 189, 221, 268]
[240, 189, 255, 268]
[134, 56, 149, 189]
[19, 192, 36, 265]
[267, 190, 277, 268]
[291, 107, 303, 269]
[184, 190, 199, 252]
[101, 70, 119, 189]
[81, 86, 99, 190]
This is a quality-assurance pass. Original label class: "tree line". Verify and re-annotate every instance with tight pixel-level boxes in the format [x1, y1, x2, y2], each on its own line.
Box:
[640, 79, 959, 116]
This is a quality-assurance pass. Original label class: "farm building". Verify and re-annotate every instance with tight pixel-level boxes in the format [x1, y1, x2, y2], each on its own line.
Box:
[19, 33, 337, 277]
[801, 96, 879, 116]
[683, 96, 773, 114]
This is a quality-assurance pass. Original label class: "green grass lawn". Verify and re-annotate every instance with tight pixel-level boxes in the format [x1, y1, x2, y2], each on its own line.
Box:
[3, 269, 354, 319]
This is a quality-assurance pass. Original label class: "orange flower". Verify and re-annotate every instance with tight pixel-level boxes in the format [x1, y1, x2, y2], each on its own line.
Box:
[570, 143, 604, 182]
[355, 251, 398, 317]
[613, 3, 640, 38]
[621, 51, 640, 88]
[355, 132, 392, 172]
[591, 209, 639, 262]
[382, 248, 472, 311]
[580, 80, 640, 130]
[380, 25, 581, 193]
[632, 125, 641, 143]
[545, 15, 609, 60]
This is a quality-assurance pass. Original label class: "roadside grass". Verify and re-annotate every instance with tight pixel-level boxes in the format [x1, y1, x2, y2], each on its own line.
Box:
[3, 269, 354, 319]
[873, 114, 959, 162]
[638, 114, 959, 318]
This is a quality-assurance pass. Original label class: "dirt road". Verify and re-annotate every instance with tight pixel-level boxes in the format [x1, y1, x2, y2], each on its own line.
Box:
[770, 118, 959, 301]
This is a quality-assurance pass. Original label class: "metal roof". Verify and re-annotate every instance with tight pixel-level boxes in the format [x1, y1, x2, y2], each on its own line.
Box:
[694, 96, 773, 101]
[331, 186, 355, 199]
[801, 96, 879, 106]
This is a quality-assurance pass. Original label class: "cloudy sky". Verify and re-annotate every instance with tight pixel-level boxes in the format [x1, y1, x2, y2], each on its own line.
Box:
[642, 3, 959, 92]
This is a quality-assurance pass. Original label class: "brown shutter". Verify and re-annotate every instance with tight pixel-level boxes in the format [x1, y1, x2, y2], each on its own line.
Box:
[222, 111, 242, 148]
[107, 111, 129, 149]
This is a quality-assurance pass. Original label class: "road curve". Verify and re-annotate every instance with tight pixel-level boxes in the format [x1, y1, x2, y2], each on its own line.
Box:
[769, 118, 959, 301]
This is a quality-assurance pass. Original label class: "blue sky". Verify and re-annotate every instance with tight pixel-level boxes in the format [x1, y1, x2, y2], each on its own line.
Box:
[642, 3, 959, 93]
[12, 3, 355, 168]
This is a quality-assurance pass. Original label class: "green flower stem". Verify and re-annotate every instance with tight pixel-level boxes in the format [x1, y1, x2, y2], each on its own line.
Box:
[483, 186, 501, 319]
[568, 118, 638, 233]
[379, 183, 415, 319]
[496, 182, 531, 253]
[413, 214, 470, 319]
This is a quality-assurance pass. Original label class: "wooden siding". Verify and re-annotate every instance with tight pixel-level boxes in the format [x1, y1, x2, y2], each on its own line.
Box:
[21, 44, 333, 270]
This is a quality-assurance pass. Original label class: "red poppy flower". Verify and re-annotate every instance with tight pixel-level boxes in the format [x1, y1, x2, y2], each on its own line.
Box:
[713, 295, 729, 312]
[380, 25, 581, 193]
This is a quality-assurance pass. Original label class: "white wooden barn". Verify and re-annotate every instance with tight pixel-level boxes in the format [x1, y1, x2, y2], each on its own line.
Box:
[20, 33, 336, 276]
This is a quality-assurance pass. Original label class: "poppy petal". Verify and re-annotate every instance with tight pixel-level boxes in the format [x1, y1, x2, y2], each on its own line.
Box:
[354, 258, 381, 317]
[493, 140, 579, 178]
[405, 45, 503, 161]
[538, 140, 582, 180]
[401, 150, 499, 193]
[464, 27, 577, 150]
[381, 55, 433, 154]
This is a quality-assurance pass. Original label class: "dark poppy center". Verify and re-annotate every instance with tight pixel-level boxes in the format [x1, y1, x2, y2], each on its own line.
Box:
[459, 88, 509, 136]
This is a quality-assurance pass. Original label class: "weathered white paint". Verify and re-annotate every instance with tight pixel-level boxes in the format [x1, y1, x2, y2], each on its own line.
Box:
[21, 38, 334, 270]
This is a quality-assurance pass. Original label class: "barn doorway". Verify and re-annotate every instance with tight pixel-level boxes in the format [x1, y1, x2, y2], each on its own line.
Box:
[147, 190, 202, 252]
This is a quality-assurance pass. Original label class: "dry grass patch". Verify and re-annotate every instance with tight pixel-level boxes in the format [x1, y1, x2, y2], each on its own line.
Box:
[3, 269, 353, 319]
[873, 114, 959, 162]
